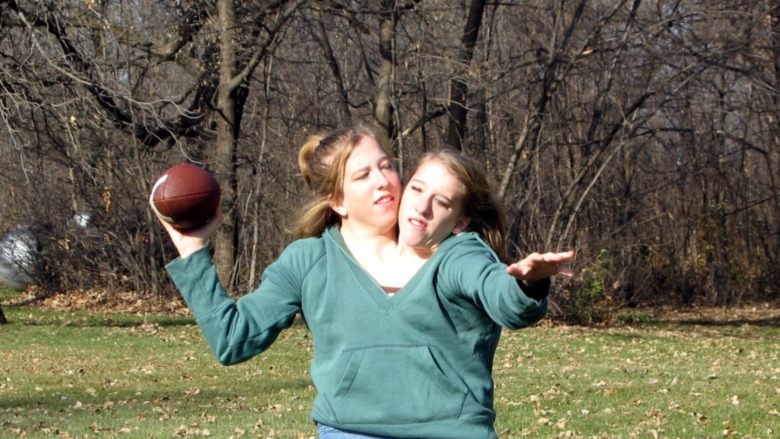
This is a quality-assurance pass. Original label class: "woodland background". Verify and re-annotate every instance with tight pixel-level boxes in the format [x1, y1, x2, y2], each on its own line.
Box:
[0, 0, 777, 322]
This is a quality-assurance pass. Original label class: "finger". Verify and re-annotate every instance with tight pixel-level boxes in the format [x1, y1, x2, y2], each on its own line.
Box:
[558, 250, 576, 261]
[544, 250, 575, 264]
[555, 264, 576, 277]
[157, 217, 178, 235]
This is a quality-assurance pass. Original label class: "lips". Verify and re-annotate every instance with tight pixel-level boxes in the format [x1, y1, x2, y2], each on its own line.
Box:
[375, 194, 395, 206]
[407, 217, 427, 230]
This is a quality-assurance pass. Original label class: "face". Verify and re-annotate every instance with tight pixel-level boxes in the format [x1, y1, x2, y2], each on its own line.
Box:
[330, 136, 401, 233]
[398, 158, 470, 253]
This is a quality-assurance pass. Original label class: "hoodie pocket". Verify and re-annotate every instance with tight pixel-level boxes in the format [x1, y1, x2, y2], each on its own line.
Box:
[327, 345, 468, 425]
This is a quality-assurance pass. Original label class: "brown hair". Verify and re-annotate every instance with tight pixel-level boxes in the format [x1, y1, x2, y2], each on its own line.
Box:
[291, 124, 392, 238]
[416, 149, 509, 262]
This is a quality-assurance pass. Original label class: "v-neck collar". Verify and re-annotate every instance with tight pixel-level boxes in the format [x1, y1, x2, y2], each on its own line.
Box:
[323, 226, 477, 314]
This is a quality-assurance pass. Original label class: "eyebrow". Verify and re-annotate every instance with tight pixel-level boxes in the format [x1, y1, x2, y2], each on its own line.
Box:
[409, 177, 427, 188]
[410, 178, 454, 202]
[349, 159, 387, 178]
[349, 165, 370, 177]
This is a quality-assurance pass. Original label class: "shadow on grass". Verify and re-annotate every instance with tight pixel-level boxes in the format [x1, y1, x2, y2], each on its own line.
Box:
[651, 306, 780, 328]
[0, 375, 312, 406]
[665, 315, 780, 327]
[0, 305, 196, 328]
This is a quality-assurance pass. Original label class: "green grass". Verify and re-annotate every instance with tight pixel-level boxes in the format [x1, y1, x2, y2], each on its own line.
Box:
[1, 295, 314, 438]
[1, 292, 778, 438]
[493, 323, 779, 438]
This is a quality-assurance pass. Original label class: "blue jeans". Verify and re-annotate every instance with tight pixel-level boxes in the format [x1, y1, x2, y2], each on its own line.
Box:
[317, 423, 397, 439]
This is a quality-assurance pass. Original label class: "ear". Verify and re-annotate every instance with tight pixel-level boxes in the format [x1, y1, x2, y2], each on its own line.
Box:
[452, 216, 470, 235]
[329, 196, 348, 217]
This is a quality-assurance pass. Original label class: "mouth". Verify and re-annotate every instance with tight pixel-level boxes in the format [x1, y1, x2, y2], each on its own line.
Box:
[375, 195, 394, 206]
[407, 217, 427, 230]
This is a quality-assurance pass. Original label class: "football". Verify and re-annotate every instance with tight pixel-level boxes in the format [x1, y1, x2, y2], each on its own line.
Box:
[149, 163, 221, 230]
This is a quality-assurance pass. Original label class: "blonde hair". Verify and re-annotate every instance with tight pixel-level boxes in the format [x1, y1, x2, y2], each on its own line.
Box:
[291, 124, 392, 238]
[416, 149, 509, 262]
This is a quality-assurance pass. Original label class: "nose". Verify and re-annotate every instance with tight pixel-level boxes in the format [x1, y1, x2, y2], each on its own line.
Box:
[373, 168, 392, 188]
[414, 197, 432, 218]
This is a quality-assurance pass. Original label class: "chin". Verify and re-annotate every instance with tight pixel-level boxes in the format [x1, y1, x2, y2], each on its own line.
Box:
[399, 234, 422, 247]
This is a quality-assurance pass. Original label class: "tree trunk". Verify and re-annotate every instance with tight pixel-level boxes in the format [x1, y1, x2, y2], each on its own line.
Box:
[446, 0, 486, 151]
[773, 0, 780, 110]
[311, 13, 352, 124]
[375, 0, 398, 142]
[213, 0, 239, 287]
[769, 0, 780, 244]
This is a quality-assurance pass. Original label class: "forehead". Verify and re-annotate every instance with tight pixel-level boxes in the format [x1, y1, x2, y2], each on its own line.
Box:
[344, 136, 387, 169]
[410, 159, 464, 197]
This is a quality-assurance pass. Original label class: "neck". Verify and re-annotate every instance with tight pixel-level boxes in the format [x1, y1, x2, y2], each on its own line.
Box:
[338, 222, 405, 289]
[396, 241, 436, 263]
[339, 222, 397, 251]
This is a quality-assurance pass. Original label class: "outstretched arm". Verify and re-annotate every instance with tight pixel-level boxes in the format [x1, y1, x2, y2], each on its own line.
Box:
[506, 250, 576, 282]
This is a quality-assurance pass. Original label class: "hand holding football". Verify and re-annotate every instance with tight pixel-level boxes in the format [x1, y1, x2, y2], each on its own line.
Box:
[149, 163, 221, 230]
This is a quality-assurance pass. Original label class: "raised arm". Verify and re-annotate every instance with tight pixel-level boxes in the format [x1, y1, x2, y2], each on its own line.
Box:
[157, 206, 222, 259]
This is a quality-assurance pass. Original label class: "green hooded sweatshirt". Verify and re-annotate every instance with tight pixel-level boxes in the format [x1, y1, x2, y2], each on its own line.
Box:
[166, 226, 549, 438]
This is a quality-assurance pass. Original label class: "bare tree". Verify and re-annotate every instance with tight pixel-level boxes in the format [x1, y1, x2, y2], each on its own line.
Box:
[0, 0, 777, 316]
[0, 0, 306, 291]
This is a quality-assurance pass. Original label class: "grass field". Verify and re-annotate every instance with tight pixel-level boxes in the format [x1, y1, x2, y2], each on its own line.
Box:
[1, 290, 778, 438]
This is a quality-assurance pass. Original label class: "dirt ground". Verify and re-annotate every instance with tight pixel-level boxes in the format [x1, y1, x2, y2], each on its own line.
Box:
[7, 287, 191, 317]
[7, 287, 779, 325]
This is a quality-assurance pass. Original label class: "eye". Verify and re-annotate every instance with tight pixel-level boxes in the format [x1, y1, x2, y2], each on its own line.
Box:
[355, 172, 369, 180]
[409, 184, 422, 192]
[434, 197, 451, 208]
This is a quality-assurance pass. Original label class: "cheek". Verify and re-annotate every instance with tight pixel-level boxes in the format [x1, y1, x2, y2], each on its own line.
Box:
[384, 169, 401, 185]
[389, 174, 402, 192]
[399, 188, 415, 208]
[430, 211, 456, 234]
[398, 199, 417, 215]
[341, 184, 366, 208]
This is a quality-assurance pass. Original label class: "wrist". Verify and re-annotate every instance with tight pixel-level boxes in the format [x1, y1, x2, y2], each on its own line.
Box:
[519, 277, 551, 301]
[178, 242, 207, 259]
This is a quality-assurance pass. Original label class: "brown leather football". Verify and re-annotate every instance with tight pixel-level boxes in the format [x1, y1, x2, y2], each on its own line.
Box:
[150, 163, 220, 230]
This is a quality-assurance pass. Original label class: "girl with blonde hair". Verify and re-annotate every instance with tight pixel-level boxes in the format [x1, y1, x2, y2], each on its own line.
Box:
[156, 130, 573, 439]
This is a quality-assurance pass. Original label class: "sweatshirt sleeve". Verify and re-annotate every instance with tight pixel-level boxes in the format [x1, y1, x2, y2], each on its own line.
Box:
[439, 236, 549, 330]
[165, 243, 312, 365]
